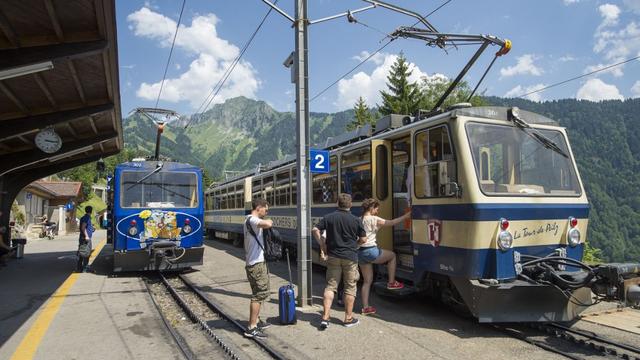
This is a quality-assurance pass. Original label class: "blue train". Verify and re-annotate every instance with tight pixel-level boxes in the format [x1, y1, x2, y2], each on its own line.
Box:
[205, 107, 640, 322]
[107, 160, 204, 272]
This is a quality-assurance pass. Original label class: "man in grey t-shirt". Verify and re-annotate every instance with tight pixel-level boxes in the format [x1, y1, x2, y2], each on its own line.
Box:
[243, 198, 273, 339]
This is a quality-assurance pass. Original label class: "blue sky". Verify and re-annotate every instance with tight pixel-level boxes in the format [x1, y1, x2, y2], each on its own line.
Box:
[116, 0, 640, 116]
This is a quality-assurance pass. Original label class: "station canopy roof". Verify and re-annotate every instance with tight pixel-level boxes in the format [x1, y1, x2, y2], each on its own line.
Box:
[0, 0, 122, 178]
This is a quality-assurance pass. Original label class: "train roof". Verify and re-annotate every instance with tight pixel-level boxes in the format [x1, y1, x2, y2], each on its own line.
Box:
[207, 105, 560, 190]
[115, 160, 202, 172]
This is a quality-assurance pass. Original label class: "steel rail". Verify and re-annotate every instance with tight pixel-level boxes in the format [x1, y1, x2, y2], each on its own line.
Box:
[177, 274, 288, 360]
[547, 323, 640, 358]
[158, 273, 243, 360]
[143, 278, 196, 360]
[491, 325, 584, 360]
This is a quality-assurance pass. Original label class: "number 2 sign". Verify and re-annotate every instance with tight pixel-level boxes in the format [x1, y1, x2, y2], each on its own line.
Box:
[310, 149, 330, 174]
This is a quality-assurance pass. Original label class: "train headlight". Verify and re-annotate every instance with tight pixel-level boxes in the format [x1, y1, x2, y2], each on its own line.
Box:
[183, 224, 192, 234]
[568, 228, 581, 247]
[498, 230, 513, 251]
[128, 226, 138, 236]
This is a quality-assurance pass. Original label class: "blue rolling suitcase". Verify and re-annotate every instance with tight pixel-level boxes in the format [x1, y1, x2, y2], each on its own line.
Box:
[278, 250, 297, 324]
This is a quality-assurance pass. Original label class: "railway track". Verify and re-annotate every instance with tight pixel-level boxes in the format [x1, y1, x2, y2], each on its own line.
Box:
[494, 321, 640, 360]
[147, 272, 287, 360]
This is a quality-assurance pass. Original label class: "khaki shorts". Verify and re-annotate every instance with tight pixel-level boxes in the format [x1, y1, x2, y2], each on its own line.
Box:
[246, 261, 270, 302]
[325, 257, 359, 297]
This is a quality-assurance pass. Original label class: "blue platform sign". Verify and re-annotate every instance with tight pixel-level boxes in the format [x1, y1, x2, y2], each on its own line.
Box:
[310, 149, 330, 174]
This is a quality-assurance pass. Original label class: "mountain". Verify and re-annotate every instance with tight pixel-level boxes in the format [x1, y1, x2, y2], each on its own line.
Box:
[123, 96, 354, 179]
[123, 96, 640, 262]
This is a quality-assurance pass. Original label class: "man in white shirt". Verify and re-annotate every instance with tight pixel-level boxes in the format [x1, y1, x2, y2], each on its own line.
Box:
[243, 198, 273, 339]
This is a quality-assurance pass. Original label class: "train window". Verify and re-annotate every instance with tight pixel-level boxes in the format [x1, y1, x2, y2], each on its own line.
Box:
[375, 145, 389, 201]
[313, 156, 338, 204]
[235, 183, 244, 209]
[291, 168, 297, 205]
[466, 122, 581, 196]
[120, 171, 199, 208]
[220, 188, 227, 210]
[275, 171, 290, 206]
[341, 148, 371, 202]
[414, 125, 457, 198]
[252, 178, 262, 200]
[263, 175, 274, 205]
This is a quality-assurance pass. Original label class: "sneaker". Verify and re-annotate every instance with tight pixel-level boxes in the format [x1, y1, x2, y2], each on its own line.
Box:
[387, 280, 405, 290]
[362, 306, 377, 315]
[319, 320, 329, 331]
[257, 319, 272, 330]
[244, 327, 268, 339]
[343, 317, 360, 328]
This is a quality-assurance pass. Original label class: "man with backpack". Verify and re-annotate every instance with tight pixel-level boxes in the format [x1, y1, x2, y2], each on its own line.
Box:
[243, 198, 273, 339]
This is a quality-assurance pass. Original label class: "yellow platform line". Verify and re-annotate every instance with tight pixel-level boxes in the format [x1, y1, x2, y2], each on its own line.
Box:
[10, 238, 107, 360]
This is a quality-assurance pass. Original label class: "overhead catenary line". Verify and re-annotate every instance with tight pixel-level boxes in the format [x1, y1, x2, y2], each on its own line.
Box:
[309, 0, 453, 103]
[517, 55, 640, 99]
[155, 0, 187, 109]
[184, 1, 277, 129]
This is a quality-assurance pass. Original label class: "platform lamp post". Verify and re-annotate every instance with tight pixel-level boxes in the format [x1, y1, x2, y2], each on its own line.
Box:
[260, 0, 431, 307]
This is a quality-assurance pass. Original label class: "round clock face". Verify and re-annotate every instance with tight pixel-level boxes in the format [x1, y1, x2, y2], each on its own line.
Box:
[35, 129, 62, 154]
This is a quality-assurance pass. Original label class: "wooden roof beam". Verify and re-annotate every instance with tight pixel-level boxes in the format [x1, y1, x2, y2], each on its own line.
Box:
[44, 0, 64, 42]
[0, 102, 113, 141]
[67, 60, 86, 104]
[88, 115, 99, 134]
[0, 40, 107, 71]
[0, 130, 118, 176]
[33, 73, 57, 108]
[0, 81, 28, 113]
[0, 8, 19, 47]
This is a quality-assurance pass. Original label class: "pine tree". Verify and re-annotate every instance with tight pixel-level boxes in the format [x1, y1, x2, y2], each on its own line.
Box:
[379, 53, 422, 116]
[347, 97, 375, 131]
[419, 77, 486, 110]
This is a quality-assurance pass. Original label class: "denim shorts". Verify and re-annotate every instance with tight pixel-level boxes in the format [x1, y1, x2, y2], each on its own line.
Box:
[358, 246, 381, 263]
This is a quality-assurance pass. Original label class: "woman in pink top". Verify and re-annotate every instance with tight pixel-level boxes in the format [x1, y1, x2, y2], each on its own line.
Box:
[358, 198, 410, 315]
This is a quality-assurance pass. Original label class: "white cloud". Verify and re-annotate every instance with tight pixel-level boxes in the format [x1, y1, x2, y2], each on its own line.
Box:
[352, 51, 385, 65]
[564, 0, 579, 4]
[598, 4, 621, 27]
[128, 7, 259, 109]
[631, 81, 640, 98]
[175, 63, 181, 70]
[499, 54, 543, 78]
[589, 4, 640, 77]
[576, 78, 623, 101]
[584, 62, 624, 77]
[335, 53, 435, 110]
[504, 84, 546, 102]
[624, 0, 640, 14]
[559, 55, 576, 62]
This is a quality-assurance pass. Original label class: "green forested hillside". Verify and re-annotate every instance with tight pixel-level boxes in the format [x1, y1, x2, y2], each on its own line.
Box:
[123, 96, 640, 262]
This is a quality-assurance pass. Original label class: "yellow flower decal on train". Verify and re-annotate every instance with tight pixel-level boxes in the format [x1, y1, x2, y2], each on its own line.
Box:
[139, 210, 152, 219]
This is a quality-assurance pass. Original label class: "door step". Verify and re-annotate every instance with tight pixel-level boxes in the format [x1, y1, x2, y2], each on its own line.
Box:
[373, 281, 417, 297]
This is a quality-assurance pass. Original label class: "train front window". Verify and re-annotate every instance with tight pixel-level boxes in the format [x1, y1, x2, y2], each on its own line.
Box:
[466, 122, 581, 196]
[121, 171, 199, 208]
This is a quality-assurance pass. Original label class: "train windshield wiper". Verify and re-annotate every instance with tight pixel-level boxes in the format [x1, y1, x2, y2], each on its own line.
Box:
[127, 162, 163, 190]
[509, 110, 569, 159]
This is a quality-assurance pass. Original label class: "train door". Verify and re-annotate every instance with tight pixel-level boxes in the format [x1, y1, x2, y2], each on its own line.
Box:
[370, 140, 392, 250]
[391, 137, 414, 270]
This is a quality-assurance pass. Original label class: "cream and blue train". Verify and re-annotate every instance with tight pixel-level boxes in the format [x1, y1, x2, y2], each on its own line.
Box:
[205, 105, 640, 322]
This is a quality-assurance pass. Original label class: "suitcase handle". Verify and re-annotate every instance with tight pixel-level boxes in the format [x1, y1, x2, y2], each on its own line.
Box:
[286, 248, 293, 287]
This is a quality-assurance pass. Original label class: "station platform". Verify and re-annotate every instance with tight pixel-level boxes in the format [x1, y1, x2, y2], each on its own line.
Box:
[6, 232, 627, 359]
[0, 230, 184, 360]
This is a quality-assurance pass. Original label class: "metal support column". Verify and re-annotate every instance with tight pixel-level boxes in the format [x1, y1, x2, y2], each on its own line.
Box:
[294, 0, 313, 307]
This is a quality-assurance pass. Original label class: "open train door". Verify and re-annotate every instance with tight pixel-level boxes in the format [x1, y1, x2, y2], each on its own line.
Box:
[370, 139, 393, 251]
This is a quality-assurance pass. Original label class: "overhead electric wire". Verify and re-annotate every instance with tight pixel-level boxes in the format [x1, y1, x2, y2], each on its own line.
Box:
[517, 55, 640, 99]
[310, 0, 453, 103]
[184, 1, 277, 129]
[155, 0, 187, 109]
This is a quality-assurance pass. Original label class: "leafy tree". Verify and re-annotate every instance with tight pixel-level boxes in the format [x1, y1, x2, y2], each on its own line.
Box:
[379, 53, 423, 116]
[419, 78, 487, 110]
[347, 97, 376, 131]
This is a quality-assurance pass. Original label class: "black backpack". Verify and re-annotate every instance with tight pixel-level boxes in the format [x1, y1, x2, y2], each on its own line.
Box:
[245, 218, 283, 262]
